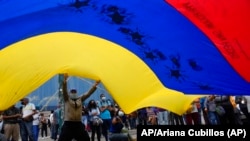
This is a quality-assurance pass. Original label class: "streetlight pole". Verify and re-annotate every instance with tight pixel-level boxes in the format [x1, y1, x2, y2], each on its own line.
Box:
[58, 74, 65, 132]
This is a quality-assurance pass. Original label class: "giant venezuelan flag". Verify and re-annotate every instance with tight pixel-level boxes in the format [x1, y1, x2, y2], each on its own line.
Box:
[0, 0, 249, 115]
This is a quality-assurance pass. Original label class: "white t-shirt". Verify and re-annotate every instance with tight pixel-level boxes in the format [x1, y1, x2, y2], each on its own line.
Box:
[33, 112, 40, 125]
[88, 108, 100, 121]
[22, 103, 36, 118]
[49, 113, 54, 123]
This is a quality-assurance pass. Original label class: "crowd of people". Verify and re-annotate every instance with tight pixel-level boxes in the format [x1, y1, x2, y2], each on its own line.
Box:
[0, 73, 249, 141]
[0, 97, 62, 141]
[0, 73, 136, 141]
[136, 95, 250, 126]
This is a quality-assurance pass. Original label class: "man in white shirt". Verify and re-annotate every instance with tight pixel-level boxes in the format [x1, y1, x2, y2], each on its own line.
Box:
[20, 98, 36, 141]
[49, 110, 54, 126]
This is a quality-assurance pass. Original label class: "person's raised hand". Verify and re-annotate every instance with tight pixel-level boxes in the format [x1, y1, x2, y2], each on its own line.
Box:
[94, 80, 101, 87]
[64, 73, 68, 82]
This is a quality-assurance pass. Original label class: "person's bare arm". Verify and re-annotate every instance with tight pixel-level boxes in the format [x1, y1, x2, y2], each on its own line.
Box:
[62, 73, 69, 101]
[99, 103, 112, 112]
[2, 113, 22, 119]
[99, 105, 107, 112]
[81, 80, 101, 101]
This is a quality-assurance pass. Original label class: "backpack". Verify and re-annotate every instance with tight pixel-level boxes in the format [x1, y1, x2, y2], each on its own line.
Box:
[215, 105, 226, 116]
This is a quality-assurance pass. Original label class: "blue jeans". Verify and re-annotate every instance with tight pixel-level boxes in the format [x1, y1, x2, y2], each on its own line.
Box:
[101, 119, 112, 141]
[19, 120, 35, 141]
[51, 124, 59, 140]
[33, 125, 39, 141]
[208, 111, 219, 125]
[157, 111, 169, 125]
[0, 133, 7, 141]
[128, 117, 137, 129]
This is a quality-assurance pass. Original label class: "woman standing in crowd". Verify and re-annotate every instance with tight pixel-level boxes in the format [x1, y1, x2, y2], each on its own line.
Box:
[88, 100, 102, 141]
[185, 99, 200, 125]
[40, 113, 48, 139]
[145, 107, 157, 125]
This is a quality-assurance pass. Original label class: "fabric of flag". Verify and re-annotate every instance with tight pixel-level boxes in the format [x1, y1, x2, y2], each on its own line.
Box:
[0, 0, 249, 115]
